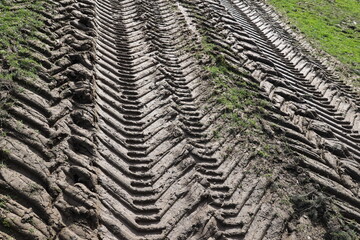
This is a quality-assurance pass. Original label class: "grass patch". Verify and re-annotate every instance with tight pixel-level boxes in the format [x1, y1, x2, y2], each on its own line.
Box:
[0, 0, 50, 129]
[0, 0, 46, 79]
[200, 37, 268, 133]
[1, 218, 11, 228]
[268, 0, 360, 81]
[291, 191, 359, 240]
[0, 197, 7, 209]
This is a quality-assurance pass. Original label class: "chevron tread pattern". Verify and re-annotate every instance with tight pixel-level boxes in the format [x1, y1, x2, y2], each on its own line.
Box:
[0, 0, 99, 239]
[1, 0, 359, 239]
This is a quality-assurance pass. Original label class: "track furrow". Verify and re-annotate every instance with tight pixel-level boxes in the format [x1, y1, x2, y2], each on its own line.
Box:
[202, 0, 360, 237]
[221, 0, 360, 158]
[94, 0, 219, 238]
[0, 0, 100, 239]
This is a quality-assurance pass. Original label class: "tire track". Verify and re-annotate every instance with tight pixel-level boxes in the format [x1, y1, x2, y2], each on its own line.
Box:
[179, 2, 286, 239]
[250, 0, 359, 90]
[0, 0, 99, 239]
[1, 0, 359, 238]
[94, 0, 211, 238]
[160, 1, 291, 239]
[221, 0, 360, 159]
[197, 0, 360, 237]
[93, 0, 263, 238]
[173, 0, 360, 237]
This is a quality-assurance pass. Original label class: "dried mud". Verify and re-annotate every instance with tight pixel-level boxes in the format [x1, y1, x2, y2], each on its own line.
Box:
[0, 0, 359, 239]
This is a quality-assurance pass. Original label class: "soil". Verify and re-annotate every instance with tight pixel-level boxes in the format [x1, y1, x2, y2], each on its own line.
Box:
[0, 0, 359, 239]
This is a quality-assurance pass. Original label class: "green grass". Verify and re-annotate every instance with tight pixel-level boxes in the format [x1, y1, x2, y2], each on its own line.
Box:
[1, 218, 11, 228]
[200, 37, 268, 133]
[0, 0, 50, 130]
[0, 197, 7, 209]
[268, 0, 360, 78]
[0, 0, 46, 80]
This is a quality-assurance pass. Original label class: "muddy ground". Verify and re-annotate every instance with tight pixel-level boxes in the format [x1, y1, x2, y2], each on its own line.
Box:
[0, 0, 359, 239]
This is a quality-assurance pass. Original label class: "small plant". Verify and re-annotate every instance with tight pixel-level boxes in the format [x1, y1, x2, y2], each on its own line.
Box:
[1, 148, 11, 154]
[28, 183, 42, 193]
[18, 87, 25, 93]
[257, 150, 269, 158]
[0, 197, 7, 208]
[1, 218, 11, 228]
[15, 119, 24, 129]
[0, 161, 6, 168]
[263, 173, 273, 178]
[0, 130, 6, 137]
[329, 230, 357, 240]
[213, 129, 221, 139]
[279, 194, 292, 205]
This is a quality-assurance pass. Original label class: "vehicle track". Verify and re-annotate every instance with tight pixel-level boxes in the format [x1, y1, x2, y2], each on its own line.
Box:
[94, 0, 217, 238]
[91, 0, 277, 239]
[205, 0, 360, 236]
[92, 0, 292, 239]
[221, 0, 360, 152]
[1, 0, 360, 239]
[229, 0, 360, 165]
[0, 0, 99, 239]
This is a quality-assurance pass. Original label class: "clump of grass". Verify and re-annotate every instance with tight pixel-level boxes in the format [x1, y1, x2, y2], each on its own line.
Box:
[201, 36, 268, 133]
[268, 0, 360, 83]
[1, 218, 11, 228]
[329, 231, 358, 240]
[0, 0, 50, 128]
[291, 192, 359, 240]
[0, 0, 46, 79]
[0, 197, 7, 209]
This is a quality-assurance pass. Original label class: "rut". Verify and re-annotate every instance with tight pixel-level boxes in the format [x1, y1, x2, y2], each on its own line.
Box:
[93, 0, 230, 238]
[0, 0, 359, 239]
[93, 0, 360, 238]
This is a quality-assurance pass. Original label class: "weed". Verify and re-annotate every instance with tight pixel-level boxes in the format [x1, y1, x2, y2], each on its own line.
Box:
[1, 218, 11, 228]
[28, 183, 42, 193]
[263, 144, 271, 152]
[18, 87, 25, 93]
[15, 119, 24, 129]
[0, 130, 6, 137]
[0, 161, 6, 168]
[0, 197, 7, 208]
[257, 144, 275, 158]
[291, 192, 331, 223]
[1, 149, 11, 154]
[329, 230, 357, 240]
[280, 196, 292, 206]
[213, 129, 221, 139]
[257, 150, 269, 158]
[291, 191, 358, 239]
[263, 173, 273, 178]
[0, 2, 45, 78]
